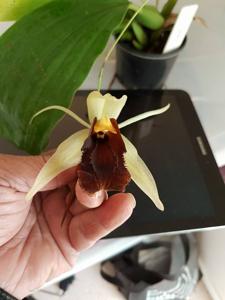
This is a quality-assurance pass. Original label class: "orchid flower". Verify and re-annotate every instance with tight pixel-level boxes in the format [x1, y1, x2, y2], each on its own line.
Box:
[26, 91, 170, 211]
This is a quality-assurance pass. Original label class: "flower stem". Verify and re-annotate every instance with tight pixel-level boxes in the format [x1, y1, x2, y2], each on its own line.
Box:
[97, 0, 149, 92]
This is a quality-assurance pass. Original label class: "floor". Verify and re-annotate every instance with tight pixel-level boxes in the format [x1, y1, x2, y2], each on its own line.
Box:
[34, 263, 212, 300]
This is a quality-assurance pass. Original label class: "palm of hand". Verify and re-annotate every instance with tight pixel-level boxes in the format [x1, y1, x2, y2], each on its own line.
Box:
[0, 155, 135, 299]
[0, 180, 78, 298]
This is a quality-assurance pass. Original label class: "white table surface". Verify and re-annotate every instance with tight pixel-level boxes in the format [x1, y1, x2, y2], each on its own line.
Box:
[0, 0, 225, 287]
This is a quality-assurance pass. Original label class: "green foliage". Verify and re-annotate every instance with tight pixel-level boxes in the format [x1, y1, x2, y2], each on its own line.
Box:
[116, 0, 178, 52]
[131, 20, 148, 46]
[0, 0, 54, 21]
[120, 30, 133, 41]
[0, 0, 128, 153]
[161, 0, 178, 19]
[135, 5, 164, 30]
[132, 39, 144, 50]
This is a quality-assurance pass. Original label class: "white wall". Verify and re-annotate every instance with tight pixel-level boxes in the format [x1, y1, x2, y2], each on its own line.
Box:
[198, 228, 225, 300]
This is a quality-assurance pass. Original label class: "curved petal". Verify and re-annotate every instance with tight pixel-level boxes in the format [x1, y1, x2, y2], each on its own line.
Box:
[122, 135, 164, 211]
[26, 129, 89, 201]
[87, 91, 127, 123]
[31, 105, 90, 128]
[102, 93, 127, 120]
[119, 104, 170, 129]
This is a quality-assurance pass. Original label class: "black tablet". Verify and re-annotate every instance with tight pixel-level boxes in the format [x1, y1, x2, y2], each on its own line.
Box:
[101, 90, 225, 237]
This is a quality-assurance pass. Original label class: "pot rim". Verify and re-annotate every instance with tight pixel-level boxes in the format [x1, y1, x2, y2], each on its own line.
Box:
[117, 38, 186, 60]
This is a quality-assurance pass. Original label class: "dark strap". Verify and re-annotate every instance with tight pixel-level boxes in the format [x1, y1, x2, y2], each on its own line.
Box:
[101, 241, 179, 293]
[101, 260, 175, 286]
[0, 288, 18, 300]
[58, 276, 76, 294]
[100, 267, 124, 288]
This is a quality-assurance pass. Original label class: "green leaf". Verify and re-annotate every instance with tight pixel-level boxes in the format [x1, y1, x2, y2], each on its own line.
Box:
[0, 0, 54, 21]
[0, 0, 128, 154]
[132, 39, 144, 50]
[131, 20, 148, 46]
[161, 0, 177, 19]
[135, 5, 164, 30]
[120, 30, 133, 41]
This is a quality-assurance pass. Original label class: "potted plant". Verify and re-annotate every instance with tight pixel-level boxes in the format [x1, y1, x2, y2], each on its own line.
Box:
[115, 0, 186, 89]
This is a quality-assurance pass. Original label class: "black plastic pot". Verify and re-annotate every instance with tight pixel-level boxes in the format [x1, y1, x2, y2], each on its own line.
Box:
[116, 40, 186, 89]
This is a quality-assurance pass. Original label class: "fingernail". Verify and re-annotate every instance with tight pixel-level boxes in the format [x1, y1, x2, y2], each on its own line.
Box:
[87, 189, 106, 208]
[127, 193, 136, 209]
[94, 190, 106, 201]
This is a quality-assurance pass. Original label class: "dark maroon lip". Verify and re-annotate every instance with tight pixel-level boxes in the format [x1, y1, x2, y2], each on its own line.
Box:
[78, 118, 131, 194]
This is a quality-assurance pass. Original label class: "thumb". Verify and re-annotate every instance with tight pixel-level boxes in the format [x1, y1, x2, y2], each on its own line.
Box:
[0, 153, 76, 193]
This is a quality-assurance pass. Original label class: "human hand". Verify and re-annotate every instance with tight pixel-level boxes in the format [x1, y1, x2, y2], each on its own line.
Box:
[0, 154, 135, 299]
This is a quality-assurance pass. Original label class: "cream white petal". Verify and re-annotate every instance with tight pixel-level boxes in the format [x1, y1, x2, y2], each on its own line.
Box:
[122, 135, 164, 211]
[119, 104, 170, 129]
[87, 91, 105, 123]
[102, 92, 127, 120]
[30, 105, 90, 128]
[87, 91, 127, 122]
[26, 129, 89, 201]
